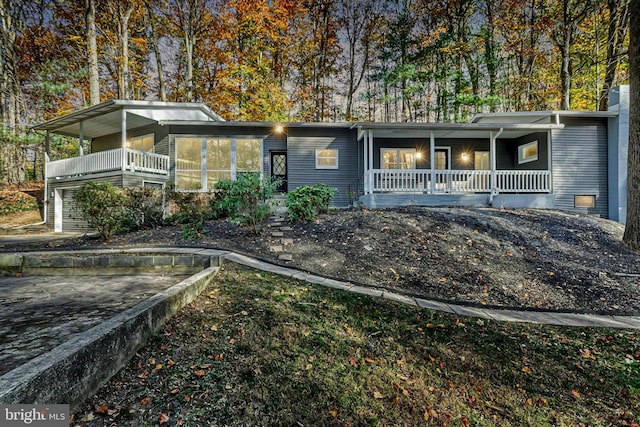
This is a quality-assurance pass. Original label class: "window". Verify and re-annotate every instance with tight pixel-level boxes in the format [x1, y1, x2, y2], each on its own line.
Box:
[176, 137, 203, 190]
[316, 149, 339, 169]
[381, 148, 416, 169]
[474, 151, 490, 170]
[575, 195, 596, 208]
[518, 140, 538, 164]
[128, 134, 154, 152]
[206, 138, 232, 188]
[175, 137, 262, 190]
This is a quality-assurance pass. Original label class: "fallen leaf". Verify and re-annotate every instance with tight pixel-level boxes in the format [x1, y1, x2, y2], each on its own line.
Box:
[137, 370, 149, 379]
[365, 357, 375, 364]
[229, 338, 236, 345]
[329, 409, 339, 418]
[95, 405, 109, 414]
[184, 395, 191, 402]
[170, 388, 179, 394]
[241, 311, 249, 316]
[373, 390, 384, 399]
[194, 370, 205, 377]
[159, 413, 169, 424]
[155, 364, 163, 370]
[580, 348, 596, 360]
[215, 353, 224, 360]
[140, 397, 151, 405]
[571, 389, 581, 398]
[167, 359, 175, 367]
[521, 366, 532, 374]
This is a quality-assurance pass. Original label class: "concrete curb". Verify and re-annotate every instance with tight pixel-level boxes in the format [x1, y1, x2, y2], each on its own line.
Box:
[222, 252, 640, 330]
[0, 265, 220, 407]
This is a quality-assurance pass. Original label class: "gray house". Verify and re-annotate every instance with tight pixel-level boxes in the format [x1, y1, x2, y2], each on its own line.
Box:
[36, 87, 630, 233]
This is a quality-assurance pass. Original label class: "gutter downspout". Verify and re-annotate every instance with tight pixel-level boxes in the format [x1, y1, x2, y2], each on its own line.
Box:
[489, 127, 504, 206]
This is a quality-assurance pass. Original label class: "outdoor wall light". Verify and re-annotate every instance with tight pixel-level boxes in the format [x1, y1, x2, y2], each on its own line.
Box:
[461, 152, 470, 162]
[415, 152, 423, 159]
[274, 124, 284, 134]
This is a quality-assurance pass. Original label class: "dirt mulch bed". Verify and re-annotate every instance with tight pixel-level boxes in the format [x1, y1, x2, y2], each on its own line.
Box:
[8, 206, 640, 315]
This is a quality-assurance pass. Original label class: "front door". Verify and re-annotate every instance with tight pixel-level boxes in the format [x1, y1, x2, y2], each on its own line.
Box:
[270, 151, 287, 193]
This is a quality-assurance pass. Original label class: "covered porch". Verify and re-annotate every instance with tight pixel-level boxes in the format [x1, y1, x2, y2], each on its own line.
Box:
[354, 121, 560, 208]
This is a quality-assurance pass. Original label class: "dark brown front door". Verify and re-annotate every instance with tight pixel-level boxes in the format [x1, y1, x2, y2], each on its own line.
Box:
[270, 151, 287, 192]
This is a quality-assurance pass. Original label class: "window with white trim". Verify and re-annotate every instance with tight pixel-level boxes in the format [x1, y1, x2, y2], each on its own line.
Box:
[315, 149, 339, 169]
[381, 148, 416, 169]
[518, 140, 538, 164]
[128, 133, 154, 152]
[175, 137, 262, 190]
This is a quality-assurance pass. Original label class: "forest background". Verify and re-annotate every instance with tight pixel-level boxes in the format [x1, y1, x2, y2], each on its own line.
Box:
[0, 0, 630, 184]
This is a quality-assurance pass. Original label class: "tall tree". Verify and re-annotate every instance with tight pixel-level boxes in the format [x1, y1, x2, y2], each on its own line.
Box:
[550, 0, 594, 110]
[145, 0, 167, 101]
[86, 0, 100, 105]
[624, 0, 640, 248]
[598, 0, 629, 111]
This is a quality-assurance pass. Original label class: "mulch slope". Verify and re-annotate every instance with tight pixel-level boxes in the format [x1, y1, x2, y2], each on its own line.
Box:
[11, 206, 640, 315]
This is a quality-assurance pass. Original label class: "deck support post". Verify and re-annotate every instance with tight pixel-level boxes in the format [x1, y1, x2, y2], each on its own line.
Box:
[368, 130, 374, 194]
[430, 131, 435, 194]
[121, 109, 127, 172]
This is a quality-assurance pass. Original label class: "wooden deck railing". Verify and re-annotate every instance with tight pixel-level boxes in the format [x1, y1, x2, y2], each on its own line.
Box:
[370, 169, 550, 193]
[47, 148, 169, 179]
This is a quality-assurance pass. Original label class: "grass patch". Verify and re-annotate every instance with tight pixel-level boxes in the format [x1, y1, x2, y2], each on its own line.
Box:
[73, 264, 640, 426]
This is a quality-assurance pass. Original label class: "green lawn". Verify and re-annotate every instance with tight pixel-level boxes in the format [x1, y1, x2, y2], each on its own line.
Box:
[74, 264, 640, 426]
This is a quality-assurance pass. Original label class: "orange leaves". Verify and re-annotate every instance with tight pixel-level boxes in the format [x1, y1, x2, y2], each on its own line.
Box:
[580, 348, 596, 360]
[194, 369, 206, 377]
[159, 413, 169, 424]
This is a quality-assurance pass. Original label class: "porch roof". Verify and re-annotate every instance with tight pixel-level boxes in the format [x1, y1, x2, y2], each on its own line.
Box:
[33, 100, 224, 139]
[353, 122, 562, 140]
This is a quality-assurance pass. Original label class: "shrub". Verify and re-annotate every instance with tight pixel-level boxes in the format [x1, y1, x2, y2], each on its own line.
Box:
[73, 182, 126, 240]
[286, 184, 336, 222]
[121, 187, 164, 231]
[213, 173, 280, 233]
[166, 189, 211, 239]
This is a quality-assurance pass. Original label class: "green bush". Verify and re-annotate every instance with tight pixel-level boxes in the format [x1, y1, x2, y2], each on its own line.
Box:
[213, 173, 280, 233]
[286, 184, 336, 222]
[73, 182, 126, 240]
[166, 189, 211, 239]
[121, 187, 164, 231]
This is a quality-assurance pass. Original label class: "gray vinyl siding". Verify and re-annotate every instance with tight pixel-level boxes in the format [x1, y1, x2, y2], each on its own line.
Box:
[287, 129, 359, 207]
[552, 119, 608, 217]
[91, 124, 169, 154]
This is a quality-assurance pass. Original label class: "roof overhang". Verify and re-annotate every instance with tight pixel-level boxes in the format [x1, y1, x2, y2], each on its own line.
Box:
[470, 110, 618, 124]
[354, 122, 563, 140]
[33, 100, 225, 139]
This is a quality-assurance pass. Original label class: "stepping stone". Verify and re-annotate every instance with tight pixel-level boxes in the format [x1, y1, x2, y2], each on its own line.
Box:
[270, 222, 283, 227]
[281, 238, 294, 246]
[278, 254, 294, 262]
[280, 226, 293, 231]
[269, 245, 284, 253]
[271, 232, 284, 237]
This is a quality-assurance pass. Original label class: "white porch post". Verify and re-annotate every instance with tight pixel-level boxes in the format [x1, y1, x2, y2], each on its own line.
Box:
[490, 131, 496, 192]
[547, 129, 553, 192]
[121, 109, 127, 171]
[363, 131, 369, 194]
[79, 121, 84, 156]
[44, 130, 49, 222]
[429, 131, 435, 194]
[490, 127, 503, 192]
[368, 130, 373, 194]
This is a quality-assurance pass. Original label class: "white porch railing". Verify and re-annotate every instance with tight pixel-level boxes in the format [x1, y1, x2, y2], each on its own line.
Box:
[370, 169, 550, 193]
[47, 148, 170, 179]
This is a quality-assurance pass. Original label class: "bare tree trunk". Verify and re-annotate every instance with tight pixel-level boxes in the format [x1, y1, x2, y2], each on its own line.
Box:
[146, 1, 166, 101]
[117, 2, 134, 100]
[598, 0, 629, 111]
[624, 0, 640, 248]
[86, 0, 100, 105]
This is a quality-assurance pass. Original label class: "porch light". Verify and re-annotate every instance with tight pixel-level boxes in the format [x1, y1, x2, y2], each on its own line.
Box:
[274, 124, 284, 134]
[461, 152, 470, 163]
[415, 152, 423, 159]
